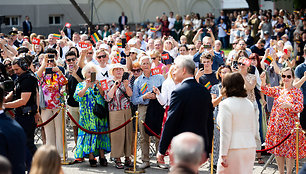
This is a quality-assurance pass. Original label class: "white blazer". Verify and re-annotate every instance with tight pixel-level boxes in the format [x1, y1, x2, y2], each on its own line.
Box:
[217, 97, 257, 156]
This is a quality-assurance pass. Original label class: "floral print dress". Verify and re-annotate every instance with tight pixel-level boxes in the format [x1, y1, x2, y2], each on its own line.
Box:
[261, 86, 306, 159]
[74, 82, 111, 158]
[37, 72, 68, 109]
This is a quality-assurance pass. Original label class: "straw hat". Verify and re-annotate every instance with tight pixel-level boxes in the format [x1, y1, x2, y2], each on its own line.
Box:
[109, 63, 127, 76]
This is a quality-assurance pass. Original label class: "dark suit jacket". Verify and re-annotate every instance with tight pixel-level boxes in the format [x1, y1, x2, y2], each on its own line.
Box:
[22, 20, 32, 36]
[118, 16, 128, 30]
[63, 28, 75, 40]
[159, 79, 214, 155]
[0, 112, 26, 174]
[245, 35, 254, 48]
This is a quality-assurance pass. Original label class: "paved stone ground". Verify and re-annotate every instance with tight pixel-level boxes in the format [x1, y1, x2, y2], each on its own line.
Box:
[34, 123, 305, 174]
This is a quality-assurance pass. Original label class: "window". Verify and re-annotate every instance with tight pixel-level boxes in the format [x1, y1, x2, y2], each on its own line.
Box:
[49, 15, 62, 25]
[4, 16, 20, 26]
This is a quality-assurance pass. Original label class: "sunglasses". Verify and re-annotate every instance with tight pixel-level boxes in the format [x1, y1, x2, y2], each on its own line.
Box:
[131, 69, 141, 73]
[97, 55, 107, 59]
[188, 48, 195, 50]
[238, 62, 245, 66]
[5, 63, 11, 67]
[281, 75, 292, 79]
[48, 59, 55, 63]
[66, 58, 76, 62]
[130, 52, 137, 54]
[87, 52, 93, 54]
[151, 57, 157, 60]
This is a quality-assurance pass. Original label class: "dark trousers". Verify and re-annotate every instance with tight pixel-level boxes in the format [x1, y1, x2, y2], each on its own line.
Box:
[15, 114, 37, 170]
[300, 105, 306, 130]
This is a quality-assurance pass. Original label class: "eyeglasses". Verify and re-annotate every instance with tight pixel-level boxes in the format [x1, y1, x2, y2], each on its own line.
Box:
[238, 62, 245, 66]
[131, 69, 141, 73]
[97, 55, 107, 59]
[66, 58, 76, 62]
[48, 59, 55, 63]
[281, 75, 292, 79]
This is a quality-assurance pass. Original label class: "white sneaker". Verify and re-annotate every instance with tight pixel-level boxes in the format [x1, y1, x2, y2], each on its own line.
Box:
[139, 162, 150, 169]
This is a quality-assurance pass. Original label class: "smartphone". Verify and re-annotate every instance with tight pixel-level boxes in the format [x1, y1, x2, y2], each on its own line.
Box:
[232, 61, 238, 69]
[203, 44, 211, 49]
[90, 72, 96, 82]
[48, 54, 55, 58]
[45, 67, 53, 74]
[122, 72, 130, 81]
[199, 63, 204, 70]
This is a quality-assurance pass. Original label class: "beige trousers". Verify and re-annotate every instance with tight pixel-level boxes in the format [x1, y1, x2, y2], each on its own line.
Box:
[109, 109, 133, 158]
[41, 108, 65, 157]
[138, 105, 150, 162]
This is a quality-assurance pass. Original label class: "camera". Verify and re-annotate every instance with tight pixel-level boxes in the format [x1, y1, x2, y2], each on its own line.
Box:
[0, 80, 14, 92]
[45, 67, 53, 74]
[48, 54, 55, 58]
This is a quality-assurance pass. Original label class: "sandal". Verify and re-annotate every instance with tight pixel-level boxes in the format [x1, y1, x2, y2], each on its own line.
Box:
[89, 159, 97, 167]
[257, 158, 265, 164]
[124, 158, 133, 167]
[99, 157, 108, 167]
[114, 158, 124, 169]
[74, 158, 85, 163]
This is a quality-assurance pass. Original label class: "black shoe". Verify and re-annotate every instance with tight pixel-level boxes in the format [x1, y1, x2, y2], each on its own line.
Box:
[89, 159, 97, 167]
[99, 157, 108, 167]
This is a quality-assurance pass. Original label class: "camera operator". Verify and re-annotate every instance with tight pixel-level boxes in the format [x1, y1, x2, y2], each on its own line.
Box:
[3, 56, 38, 170]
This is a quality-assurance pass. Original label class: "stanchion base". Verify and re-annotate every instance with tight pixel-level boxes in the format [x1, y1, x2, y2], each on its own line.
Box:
[124, 167, 145, 173]
[61, 160, 74, 165]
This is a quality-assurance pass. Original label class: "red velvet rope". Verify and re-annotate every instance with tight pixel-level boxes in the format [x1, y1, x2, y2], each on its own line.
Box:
[36, 109, 61, 127]
[256, 132, 291, 152]
[67, 111, 132, 135]
[142, 120, 292, 153]
[141, 121, 161, 139]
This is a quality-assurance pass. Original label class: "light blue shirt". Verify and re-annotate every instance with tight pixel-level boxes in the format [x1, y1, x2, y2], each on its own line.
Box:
[132, 73, 165, 105]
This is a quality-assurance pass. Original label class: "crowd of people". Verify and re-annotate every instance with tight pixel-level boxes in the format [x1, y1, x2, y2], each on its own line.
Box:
[0, 8, 306, 174]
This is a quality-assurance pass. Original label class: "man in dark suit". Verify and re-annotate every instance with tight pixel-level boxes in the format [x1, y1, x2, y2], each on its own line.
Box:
[118, 12, 128, 31]
[63, 27, 75, 40]
[157, 55, 214, 163]
[22, 16, 32, 37]
[244, 28, 254, 48]
[0, 85, 27, 174]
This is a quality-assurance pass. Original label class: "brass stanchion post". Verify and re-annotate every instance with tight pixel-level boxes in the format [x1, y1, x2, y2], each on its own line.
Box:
[61, 105, 73, 165]
[125, 111, 145, 173]
[210, 135, 214, 174]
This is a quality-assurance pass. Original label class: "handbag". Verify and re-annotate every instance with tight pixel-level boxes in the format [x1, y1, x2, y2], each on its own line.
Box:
[39, 86, 47, 109]
[90, 87, 109, 119]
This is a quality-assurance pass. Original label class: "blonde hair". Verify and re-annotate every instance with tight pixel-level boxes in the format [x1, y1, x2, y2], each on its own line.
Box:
[280, 67, 294, 87]
[29, 145, 62, 174]
[81, 62, 97, 78]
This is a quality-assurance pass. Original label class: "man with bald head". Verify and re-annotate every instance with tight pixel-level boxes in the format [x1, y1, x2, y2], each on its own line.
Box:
[169, 132, 207, 174]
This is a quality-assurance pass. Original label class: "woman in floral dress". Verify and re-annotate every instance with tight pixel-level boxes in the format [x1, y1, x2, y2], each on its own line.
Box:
[74, 62, 111, 167]
[260, 67, 306, 174]
[36, 54, 68, 157]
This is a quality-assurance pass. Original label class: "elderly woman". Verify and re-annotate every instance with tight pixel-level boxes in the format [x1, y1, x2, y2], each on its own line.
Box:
[104, 63, 133, 169]
[74, 62, 111, 167]
[217, 72, 257, 174]
[260, 68, 306, 174]
[150, 50, 168, 78]
[36, 54, 68, 157]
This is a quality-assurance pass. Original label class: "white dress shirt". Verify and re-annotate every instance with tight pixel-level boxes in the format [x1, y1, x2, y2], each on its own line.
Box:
[156, 78, 178, 107]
